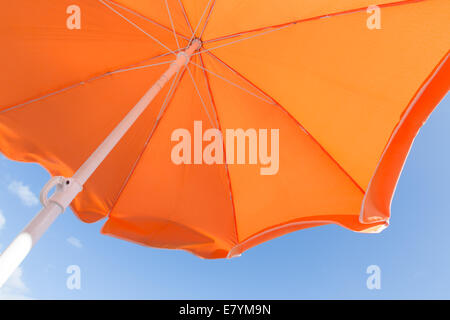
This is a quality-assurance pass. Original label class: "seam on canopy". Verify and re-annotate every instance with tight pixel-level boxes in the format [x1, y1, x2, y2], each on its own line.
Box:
[199, 53, 240, 245]
[208, 52, 366, 195]
[203, 0, 426, 44]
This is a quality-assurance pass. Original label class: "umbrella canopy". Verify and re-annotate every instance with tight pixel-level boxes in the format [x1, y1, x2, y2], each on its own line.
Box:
[0, 0, 449, 259]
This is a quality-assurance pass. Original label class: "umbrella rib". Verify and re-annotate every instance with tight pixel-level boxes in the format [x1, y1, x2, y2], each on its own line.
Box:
[107, 69, 186, 218]
[108, 60, 175, 75]
[203, 0, 426, 44]
[204, 51, 277, 103]
[99, 0, 177, 56]
[106, 0, 190, 40]
[0, 51, 179, 115]
[195, 24, 292, 56]
[198, 54, 240, 245]
[197, 56, 220, 129]
[208, 52, 366, 195]
[155, 70, 183, 123]
[189, 60, 275, 106]
[188, 0, 213, 42]
[199, 0, 216, 39]
[164, 0, 181, 49]
[0, 54, 177, 115]
[177, 0, 194, 35]
[186, 65, 217, 129]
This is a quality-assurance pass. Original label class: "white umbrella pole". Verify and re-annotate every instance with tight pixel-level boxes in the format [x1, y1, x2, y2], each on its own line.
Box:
[0, 40, 201, 288]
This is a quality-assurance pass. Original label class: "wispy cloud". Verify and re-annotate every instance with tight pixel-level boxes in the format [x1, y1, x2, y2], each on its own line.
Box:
[0, 209, 5, 230]
[0, 267, 33, 300]
[8, 181, 39, 207]
[67, 236, 83, 249]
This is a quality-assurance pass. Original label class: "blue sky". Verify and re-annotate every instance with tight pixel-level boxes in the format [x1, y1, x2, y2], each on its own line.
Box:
[0, 94, 449, 300]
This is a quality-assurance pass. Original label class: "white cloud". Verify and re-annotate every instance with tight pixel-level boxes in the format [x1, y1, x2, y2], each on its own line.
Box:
[67, 236, 83, 249]
[44, 264, 56, 273]
[8, 181, 39, 207]
[0, 267, 33, 300]
[0, 209, 5, 230]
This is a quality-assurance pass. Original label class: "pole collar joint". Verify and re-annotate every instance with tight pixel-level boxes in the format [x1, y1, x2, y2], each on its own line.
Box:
[177, 52, 190, 66]
[40, 176, 83, 210]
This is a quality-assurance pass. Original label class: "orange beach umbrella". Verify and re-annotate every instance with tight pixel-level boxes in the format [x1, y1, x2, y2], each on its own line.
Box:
[0, 0, 449, 285]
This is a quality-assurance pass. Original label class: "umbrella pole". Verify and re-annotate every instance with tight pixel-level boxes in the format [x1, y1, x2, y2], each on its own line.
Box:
[0, 40, 202, 287]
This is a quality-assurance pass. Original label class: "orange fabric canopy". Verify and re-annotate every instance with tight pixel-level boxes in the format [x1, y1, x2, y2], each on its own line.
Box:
[0, 0, 448, 258]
